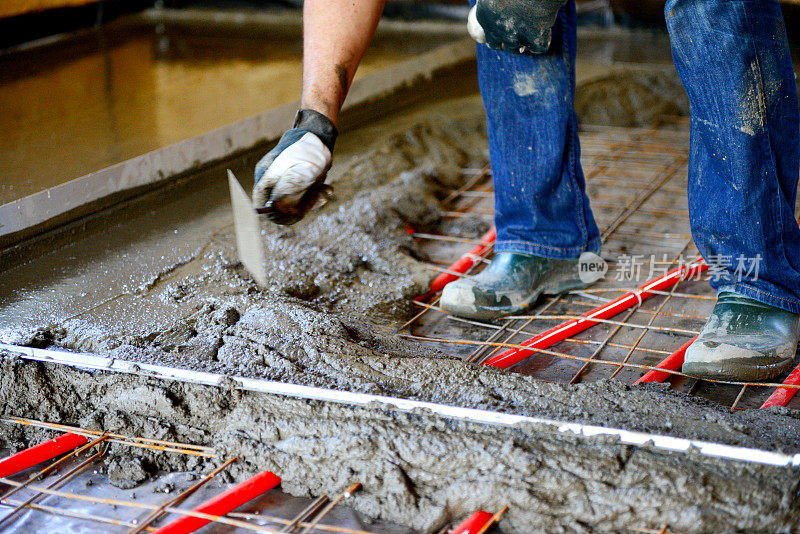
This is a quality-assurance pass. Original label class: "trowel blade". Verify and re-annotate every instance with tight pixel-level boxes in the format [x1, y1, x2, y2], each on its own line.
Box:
[227, 170, 268, 287]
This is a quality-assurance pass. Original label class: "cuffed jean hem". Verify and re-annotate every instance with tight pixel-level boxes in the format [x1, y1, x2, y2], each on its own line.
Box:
[717, 283, 800, 314]
[495, 237, 602, 260]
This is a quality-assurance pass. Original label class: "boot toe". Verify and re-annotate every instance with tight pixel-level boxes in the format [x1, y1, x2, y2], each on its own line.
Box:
[440, 278, 482, 319]
[438, 252, 595, 321]
[440, 278, 516, 321]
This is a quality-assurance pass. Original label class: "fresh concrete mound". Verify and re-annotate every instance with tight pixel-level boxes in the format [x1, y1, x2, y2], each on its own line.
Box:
[1, 355, 798, 533]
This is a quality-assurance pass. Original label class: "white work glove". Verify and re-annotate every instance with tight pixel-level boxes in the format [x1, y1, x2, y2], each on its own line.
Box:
[253, 109, 337, 225]
[467, 0, 565, 55]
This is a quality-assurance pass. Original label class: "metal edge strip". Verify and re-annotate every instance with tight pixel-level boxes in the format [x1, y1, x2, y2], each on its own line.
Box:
[1, 343, 798, 468]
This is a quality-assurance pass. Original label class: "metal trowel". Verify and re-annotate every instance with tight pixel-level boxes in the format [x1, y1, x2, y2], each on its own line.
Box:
[227, 170, 268, 286]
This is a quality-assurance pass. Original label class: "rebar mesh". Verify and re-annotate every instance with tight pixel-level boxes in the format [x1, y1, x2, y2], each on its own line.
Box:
[404, 121, 800, 412]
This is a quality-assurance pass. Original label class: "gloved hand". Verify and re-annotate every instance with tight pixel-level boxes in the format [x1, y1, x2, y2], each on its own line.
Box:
[467, 0, 567, 55]
[253, 109, 338, 225]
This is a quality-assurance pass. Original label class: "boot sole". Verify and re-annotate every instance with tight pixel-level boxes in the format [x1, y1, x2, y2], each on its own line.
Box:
[682, 356, 795, 382]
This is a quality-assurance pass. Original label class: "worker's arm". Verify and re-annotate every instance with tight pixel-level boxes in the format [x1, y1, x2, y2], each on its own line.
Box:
[302, 0, 385, 125]
[467, 0, 566, 55]
[253, 0, 385, 225]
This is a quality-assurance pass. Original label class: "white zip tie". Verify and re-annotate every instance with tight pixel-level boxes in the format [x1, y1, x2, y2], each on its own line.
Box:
[631, 288, 644, 307]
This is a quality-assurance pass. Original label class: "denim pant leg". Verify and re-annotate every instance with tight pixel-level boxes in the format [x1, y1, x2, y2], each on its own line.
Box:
[475, 0, 600, 260]
[666, 0, 800, 313]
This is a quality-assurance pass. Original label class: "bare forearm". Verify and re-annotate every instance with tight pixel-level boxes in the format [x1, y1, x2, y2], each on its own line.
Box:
[301, 0, 385, 125]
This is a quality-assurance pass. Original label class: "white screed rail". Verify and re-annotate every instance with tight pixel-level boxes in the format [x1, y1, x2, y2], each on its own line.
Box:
[1, 343, 798, 469]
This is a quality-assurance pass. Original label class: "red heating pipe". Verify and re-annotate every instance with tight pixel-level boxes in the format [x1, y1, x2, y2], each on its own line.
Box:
[761, 364, 800, 409]
[450, 510, 495, 534]
[152, 470, 281, 534]
[483, 260, 709, 369]
[421, 227, 496, 301]
[0, 433, 88, 479]
[634, 335, 698, 384]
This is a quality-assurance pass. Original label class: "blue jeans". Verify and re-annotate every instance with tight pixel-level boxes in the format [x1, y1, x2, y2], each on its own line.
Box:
[476, 0, 800, 313]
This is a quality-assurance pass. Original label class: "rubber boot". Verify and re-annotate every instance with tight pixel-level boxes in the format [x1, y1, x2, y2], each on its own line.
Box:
[683, 291, 800, 381]
[440, 252, 592, 321]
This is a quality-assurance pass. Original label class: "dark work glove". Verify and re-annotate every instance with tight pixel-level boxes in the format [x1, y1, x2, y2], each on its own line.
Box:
[467, 0, 567, 55]
[253, 109, 338, 225]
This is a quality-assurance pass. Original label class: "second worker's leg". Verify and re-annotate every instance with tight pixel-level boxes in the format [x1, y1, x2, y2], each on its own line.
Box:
[442, 0, 601, 320]
[666, 0, 800, 380]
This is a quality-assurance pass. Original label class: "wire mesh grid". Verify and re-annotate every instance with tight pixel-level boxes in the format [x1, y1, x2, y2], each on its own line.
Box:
[402, 120, 800, 413]
[0, 417, 383, 534]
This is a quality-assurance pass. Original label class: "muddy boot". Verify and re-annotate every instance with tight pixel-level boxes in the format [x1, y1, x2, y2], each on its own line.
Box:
[683, 291, 800, 381]
[439, 252, 591, 321]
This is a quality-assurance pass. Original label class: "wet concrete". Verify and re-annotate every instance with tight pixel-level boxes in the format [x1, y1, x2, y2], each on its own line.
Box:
[2, 355, 799, 533]
[575, 65, 689, 126]
[0, 95, 487, 343]
[0, 65, 697, 393]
